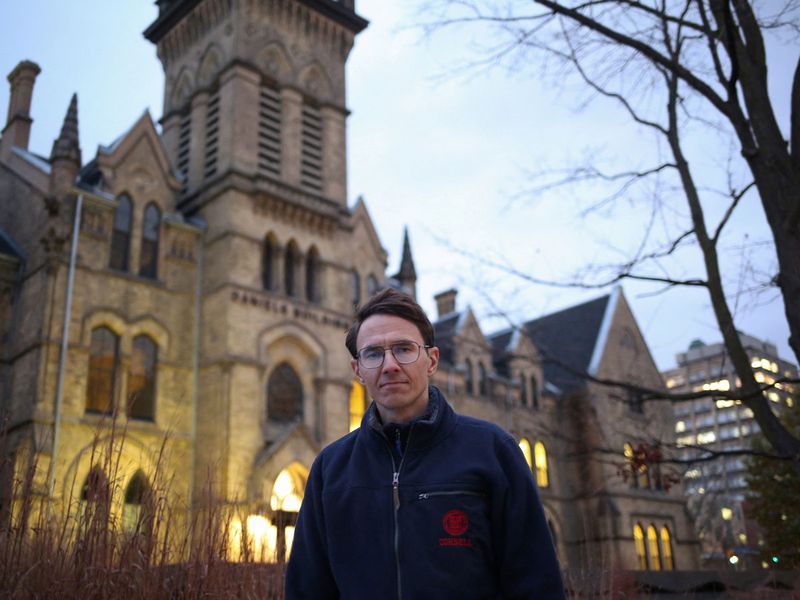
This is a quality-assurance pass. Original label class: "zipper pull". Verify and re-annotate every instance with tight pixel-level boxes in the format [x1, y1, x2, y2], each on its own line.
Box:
[393, 471, 400, 509]
[418, 493, 428, 500]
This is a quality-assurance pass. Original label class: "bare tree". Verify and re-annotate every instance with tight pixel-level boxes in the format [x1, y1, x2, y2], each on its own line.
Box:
[419, 0, 800, 469]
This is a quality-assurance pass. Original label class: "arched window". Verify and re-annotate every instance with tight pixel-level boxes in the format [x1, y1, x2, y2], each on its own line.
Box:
[122, 470, 151, 533]
[351, 270, 361, 309]
[262, 235, 277, 291]
[660, 526, 674, 570]
[80, 466, 110, 526]
[624, 443, 637, 488]
[110, 194, 132, 271]
[637, 459, 651, 490]
[128, 335, 157, 421]
[534, 440, 549, 488]
[349, 380, 366, 432]
[267, 362, 303, 422]
[284, 242, 297, 297]
[306, 246, 319, 303]
[647, 524, 661, 570]
[464, 360, 474, 395]
[519, 372, 528, 407]
[86, 327, 119, 414]
[633, 523, 647, 570]
[366, 274, 379, 296]
[519, 437, 533, 470]
[530, 374, 539, 409]
[139, 202, 161, 279]
[478, 363, 489, 396]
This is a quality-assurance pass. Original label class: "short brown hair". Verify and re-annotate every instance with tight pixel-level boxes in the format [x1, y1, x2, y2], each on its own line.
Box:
[345, 288, 435, 358]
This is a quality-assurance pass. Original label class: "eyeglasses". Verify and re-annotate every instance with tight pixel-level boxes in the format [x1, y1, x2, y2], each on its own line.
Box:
[356, 341, 431, 369]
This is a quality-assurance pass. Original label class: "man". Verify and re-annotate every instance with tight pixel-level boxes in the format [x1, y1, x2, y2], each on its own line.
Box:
[285, 288, 565, 599]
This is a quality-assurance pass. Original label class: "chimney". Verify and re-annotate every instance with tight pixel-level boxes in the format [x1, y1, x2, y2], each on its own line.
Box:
[434, 288, 457, 318]
[1, 60, 41, 158]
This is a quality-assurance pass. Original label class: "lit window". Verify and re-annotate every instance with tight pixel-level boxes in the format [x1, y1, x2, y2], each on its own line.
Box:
[128, 335, 157, 420]
[86, 327, 119, 414]
[755, 372, 765, 383]
[675, 421, 685, 433]
[534, 441, 549, 488]
[139, 202, 161, 279]
[721, 507, 733, 521]
[716, 399, 735, 409]
[697, 431, 717, 444]
[637, 462, 650, 489]
[661, 526, 674, 570]
[349, 380, 366, 432]
[750, 357, 761, 368]
[519, 438, 533, 470]
[768, 392, 780, 403]
[624, 443, 636, 488]
[647, 524, 661, 570]
[633, 523, 647, 570]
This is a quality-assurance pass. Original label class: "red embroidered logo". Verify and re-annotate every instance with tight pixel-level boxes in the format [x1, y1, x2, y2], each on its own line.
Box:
[442, 509, 469, 536]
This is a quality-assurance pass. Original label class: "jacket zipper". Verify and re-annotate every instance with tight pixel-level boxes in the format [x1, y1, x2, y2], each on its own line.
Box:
[417, 490, 485, 500]
[384, 426, 414, 600]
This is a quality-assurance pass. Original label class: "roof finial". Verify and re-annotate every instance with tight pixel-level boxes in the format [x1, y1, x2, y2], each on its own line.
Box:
[50, 93, 81, 165]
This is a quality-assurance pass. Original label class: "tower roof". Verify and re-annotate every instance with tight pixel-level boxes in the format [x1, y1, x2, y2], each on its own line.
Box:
[144, 0, 368, 42]
[50, 93, 81, 165]
[395, 227, 417, 281]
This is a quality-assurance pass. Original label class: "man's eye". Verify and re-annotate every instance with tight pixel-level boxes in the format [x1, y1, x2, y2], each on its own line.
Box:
[393, 343, 416, 356]
[362, 348, 383, 360]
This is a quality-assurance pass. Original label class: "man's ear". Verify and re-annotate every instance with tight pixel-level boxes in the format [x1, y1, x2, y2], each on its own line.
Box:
[351, 358, 363, 383]
[426, 346, 439, 376]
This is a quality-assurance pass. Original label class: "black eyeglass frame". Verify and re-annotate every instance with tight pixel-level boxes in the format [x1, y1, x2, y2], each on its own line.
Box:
[355, 341, 432, 369]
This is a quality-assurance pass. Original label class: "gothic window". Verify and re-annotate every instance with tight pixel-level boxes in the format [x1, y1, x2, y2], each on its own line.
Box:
[300, 102, 323, 192]
[519, 372, 528, 407]
[366, 274, 379, 296]
[267, 362, 303, 422]
[637, 458, 651, 490]
[349, 380, 366, 432]
[262, 234, 277, 291]
[80, 466, 110, 526]
[128, 335, 157, 421]
[624, 443, 637, 488]
[306, 246, 319, 303]
[534, 440, 549, 488]
[530, 374, 539, 409]
[284, 241, 298, 297]
[660, 526, 674, 570]
[86, 327, 119, 414]
[518, 437, 533, 470]
[258, 84, 281, 177]
[464, 359, 474, 395]
[109, 194, 132, 271]
[203, 89, 220, 179]
[647, 524, 661, 570]
[122, 470, 151, 533]
[139, 203, 161, 279]
[351, 270, 361, 309]
[633, 523, 647, 570]
[478, 363, 489, 396]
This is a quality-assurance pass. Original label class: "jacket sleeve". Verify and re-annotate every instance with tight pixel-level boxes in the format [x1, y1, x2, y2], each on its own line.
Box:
[284, 453, 339, 600]
[493, 435, 565, 599]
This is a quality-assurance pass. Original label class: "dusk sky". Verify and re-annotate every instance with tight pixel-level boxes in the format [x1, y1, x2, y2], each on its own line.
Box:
[1, 1, 794, 370]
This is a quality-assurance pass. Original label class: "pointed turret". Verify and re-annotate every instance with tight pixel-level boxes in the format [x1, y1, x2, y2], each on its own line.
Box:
[49, 94, 81, 195]
[394, 226, 417, 300]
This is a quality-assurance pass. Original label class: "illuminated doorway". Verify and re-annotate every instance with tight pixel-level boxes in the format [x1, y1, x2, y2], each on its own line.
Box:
[270, 464, 307, 563]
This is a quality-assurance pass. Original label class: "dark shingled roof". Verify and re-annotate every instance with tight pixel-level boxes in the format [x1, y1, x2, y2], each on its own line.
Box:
[433, 312, 460, 366]
[488, 329, 515, 378]
[523, 294, 610, 394]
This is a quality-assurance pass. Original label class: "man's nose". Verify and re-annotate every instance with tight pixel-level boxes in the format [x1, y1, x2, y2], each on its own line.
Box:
[381, 348, 401, 371]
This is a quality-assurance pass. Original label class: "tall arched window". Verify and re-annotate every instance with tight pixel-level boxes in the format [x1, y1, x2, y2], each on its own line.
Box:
[519, 372, 528, 407]
[86, 327, 119, 414]
[464, 360, 474, 395]
[349, 380, 366, 432]
[110, 194, 132, 271]
[267, 362, 303, 422]
[284, 242, 298, 297]
[637, 460, 651, 489]
[306, 246, 319, 303]
[139, 202, 161, 279]
[519, 437, 533, 470]
[633, 523, 647, 570]
[624, 443, 637, 488]
[478, 363, 489, 396]
[530, 374, 539, 409]
[660, 526, 674, 570]
[366, 274, 379, 296]
[534, 440, 549, 488]
[647, 524, 661, 570]
[351, 270, 361, 309]
[80, 466, 110, 525]
[262, 235, 277, 291]
[128, 335, 157, 421]
[122, 470, 151, 533]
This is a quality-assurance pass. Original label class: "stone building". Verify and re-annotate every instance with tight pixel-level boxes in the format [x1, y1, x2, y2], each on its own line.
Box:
[0, 0, 698, 572]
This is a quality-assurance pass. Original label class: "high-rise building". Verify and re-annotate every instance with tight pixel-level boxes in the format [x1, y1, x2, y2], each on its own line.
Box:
[1, 0, 699, 573]
[662, 334, 798, 566]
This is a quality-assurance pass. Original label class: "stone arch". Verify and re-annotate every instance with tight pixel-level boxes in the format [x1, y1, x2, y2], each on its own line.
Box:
[258, 42, 293, 82]
[197, 43, 224, 88]
[129, 314, 170, 358]
[81, 309, 126, 348]
[297, 62, 333, 102]
[170, 67, 195, 110]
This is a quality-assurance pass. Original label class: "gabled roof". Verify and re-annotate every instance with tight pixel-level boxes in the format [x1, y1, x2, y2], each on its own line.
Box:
[349, 196, 388, 264]
[488, 328, 515, 377]
[524, 291, 616, 394]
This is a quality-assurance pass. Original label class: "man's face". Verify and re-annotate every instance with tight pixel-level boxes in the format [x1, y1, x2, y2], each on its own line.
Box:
[351, 314, 439, 424]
